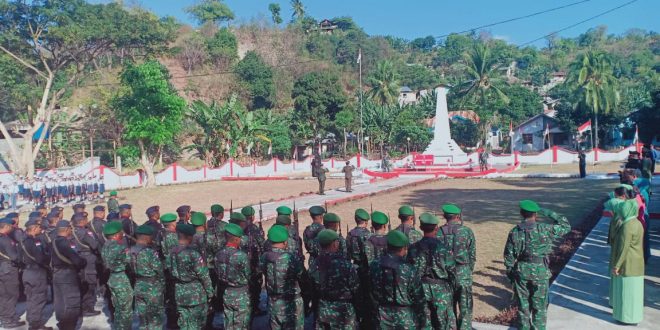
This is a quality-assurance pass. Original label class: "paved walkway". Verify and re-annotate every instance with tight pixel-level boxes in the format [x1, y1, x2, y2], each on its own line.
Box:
[547, 182, 660, 330]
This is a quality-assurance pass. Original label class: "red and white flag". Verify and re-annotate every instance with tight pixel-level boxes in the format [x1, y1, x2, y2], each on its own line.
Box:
[577, 120, 592, 134]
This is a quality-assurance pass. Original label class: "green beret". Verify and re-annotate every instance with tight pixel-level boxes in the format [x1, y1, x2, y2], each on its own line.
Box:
[211, 204, 224, 213]
[241, 206, 255, 216]
[176, 223, 196, 236]
[191, 212, 207, 226]
[442, 204, 461, 215]
[230, 212, 246, 222]
[317, 229, 338, 246]
[323, 213, 341, 223]
[309, 206, 326, 216]
[160, 213, 177, 223]
[135, 224, 154, 236]
[109, 190, 117, 197]
[387, 230, 409, 247]
[419, 212, 439, 225]
[225, 223, 244, 237]
[398, 205, 414, 216]
[268, 225, 289, 243]
[103, 221, 122, 236]
[371, 211, 389, 225]
[276, 206, 292, 215]
[519, 200, 540, 213]
[355, 208, 370, 221]
[619, 184, 634, 191]
[275, 215, 291, 225]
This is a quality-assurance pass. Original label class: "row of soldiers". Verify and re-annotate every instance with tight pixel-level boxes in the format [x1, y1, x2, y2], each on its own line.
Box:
[0, 197, 570, 330]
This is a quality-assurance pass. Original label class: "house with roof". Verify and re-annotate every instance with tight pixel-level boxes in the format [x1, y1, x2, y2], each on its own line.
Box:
[318, 19, 338, 35]
[512, 112, 570, 152]
[398, 86, 417, 106]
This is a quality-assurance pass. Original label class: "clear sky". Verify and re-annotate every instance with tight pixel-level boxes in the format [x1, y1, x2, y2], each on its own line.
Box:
[100, 0, 658, 47]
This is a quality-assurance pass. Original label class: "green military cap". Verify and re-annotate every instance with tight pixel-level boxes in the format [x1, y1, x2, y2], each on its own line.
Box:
[387, 230, 409, 247]
[230, 212, 246, 222]
[110, 190, 117, 197]
[323, 213, 340, 223]
[241, 206, 255, 216]
[211, 204, 224, 213]
[135, 224, 154, 236]
[317, 229, 338, 246]
[103, 221, 122, 236]
[619, 184, 634, 191]
[268, 224, 289, 243]
[275, 215, 291, 225]
[419, 212, 439, 225]
[309, 206, 326, 216]
[191, 212, 207, 226]
[519, 200, 540, 213]
[160, 213, 177, 223]
[371, 211, 389, 225]
[398, 205, 414, 216]
[442, 204, 461, 215]
[176, 223, 196, 236]
[225, 223, 244, 237]
[355, 208, 370, 221]
[276, 206, 292, 215]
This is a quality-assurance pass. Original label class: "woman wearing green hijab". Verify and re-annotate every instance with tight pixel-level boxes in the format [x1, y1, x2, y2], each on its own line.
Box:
[610, 199, 645, 324]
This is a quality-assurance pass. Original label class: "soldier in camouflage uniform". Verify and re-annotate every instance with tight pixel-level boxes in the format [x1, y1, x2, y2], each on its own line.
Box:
[276, 206, 304, 257]
[309, 229, 359, 329]
[207, 204, 225, 235]
[260, 225, 308, 330]
[365, 211, 389, 264]
[157, 213, 180, 329]
[168, 223, 214, 330]
[101, 221, 134, 330]
[438, 204, 476, 330]
[264, 215, 305, 258]
[408, 213, 456, 329]
[370, 230, 425, 328]
[242, 206, 265, 316]
[395, 205, 422, 244]
[215, 223, 251, 329]
[303, 206, 326, 259]
[346, 208, 373, 330]
[208, 204, 226, 315]
[71, 212, 102, 316]
[131, 224, 165, 330]
[190, 211, 217, 328]
[504, 200, 570, 330]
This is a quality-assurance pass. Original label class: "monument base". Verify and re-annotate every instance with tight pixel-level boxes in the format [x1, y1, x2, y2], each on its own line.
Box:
[424, 138, 469, 164]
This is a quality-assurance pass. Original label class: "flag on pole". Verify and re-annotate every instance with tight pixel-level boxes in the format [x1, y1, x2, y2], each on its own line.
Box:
[577, 120, 592, 134]
[356, 48, 361, 64]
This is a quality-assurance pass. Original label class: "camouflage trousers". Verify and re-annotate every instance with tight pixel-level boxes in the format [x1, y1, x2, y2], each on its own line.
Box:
[249, 273, 263, 312]
[377, 305, 415, 330]
[268, 295, 304, 330]
[108, 273, 134, 330]
[451, 278, 472, 330]
[135, 279, 164, 330]
[513, 278, 549, 330]
[316, 299, 357, 330]
[223, 286, 252, 330]
[357, 268, 378, 330]
[422, 280, 456, 330]
[177, 303, 208, 330]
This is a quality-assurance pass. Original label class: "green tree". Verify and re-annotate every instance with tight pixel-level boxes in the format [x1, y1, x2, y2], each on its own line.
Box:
[334, 109, 356, 156]
[493, 84, 542, 123]
[113, 60, 186, 187]
[206, 27, 238, 68]
[290, 0, 305, 22]
[254, 109, 291, 158]
[410, 36, 436, 52]
[362, 101, 397, 156]
[268, 3, 282, 24]
[397, 64, 441, 91]
[450, 120, 480, 148]
[367, 60, 400, 106]
[391, 106, 432, 152]
[186, 0, 234, 26]
[292, 71, 347, 139]
[234, 51, 276, 109]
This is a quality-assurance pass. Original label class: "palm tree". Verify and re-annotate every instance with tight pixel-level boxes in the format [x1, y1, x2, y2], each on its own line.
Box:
[291, 0, 305, 22]
[566, 50, 619, 148]
[366, 60, 400, 106]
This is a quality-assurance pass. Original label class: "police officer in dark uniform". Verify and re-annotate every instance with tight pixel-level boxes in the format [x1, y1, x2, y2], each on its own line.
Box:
[71, 212, 102, 316]
[90, 205, 107, 247]
[119, 204, 137, 246]
[144, 205, 162, 232]
[177, 205, 192, 224]
[20, 216, 53, 330]
[0, 217, 25, 328]
[51, 220, 87, 329]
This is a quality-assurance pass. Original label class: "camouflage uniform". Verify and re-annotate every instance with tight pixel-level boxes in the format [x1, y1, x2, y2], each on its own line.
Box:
[438, 222, 476, 330]
[504, 210, 570, 330]
[364, 233, 388, 265]
[260, 247, 307, 330]
[168, 244, 213, 330]
[395, 224, 423, 245]
[347, 226, 373, 329]
[216, 244, 252, 329]
[101, 239, 133, 330]
[157, 228, 179, 329]
[245, 223, 265, 314]
[309, 251, 359, 329]
[408, 236, 456, 329]
[370, 253, 425, 329]
[303, 222, 325, 261]
[130, 243, 165, 330]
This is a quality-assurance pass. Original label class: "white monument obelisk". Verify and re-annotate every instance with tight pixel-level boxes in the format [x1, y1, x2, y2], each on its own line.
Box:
[423, 85, 468, 164]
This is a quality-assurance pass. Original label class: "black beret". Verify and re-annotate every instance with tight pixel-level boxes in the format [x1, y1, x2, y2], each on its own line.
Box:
[93, 205, 105, 212]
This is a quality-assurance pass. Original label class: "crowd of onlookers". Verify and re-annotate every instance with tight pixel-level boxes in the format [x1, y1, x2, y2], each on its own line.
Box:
[0, 175, 106, 210]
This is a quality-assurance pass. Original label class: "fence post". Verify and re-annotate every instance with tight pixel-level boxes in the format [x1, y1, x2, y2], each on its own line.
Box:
[172, 162, 177, 182]
[552, 146, 558, 163]
[253, 160, 256, 175]
[273, 157, 277, 172]
[230, 158, 234, 177]
[203, 164, 207, 179]
[331, 157, 334, 168]
[514, 151, 519, 165]
[594, 148, 599, 162]
[357, 153, 361, 168]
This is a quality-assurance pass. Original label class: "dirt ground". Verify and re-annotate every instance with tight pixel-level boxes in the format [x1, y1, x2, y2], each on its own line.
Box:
[514, 161, 624, 174]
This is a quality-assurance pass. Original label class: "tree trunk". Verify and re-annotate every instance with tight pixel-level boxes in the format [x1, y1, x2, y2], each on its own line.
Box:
[594, 113, 599, 149]
[138, 140, 156, 188]
[343, 128, 347, 156]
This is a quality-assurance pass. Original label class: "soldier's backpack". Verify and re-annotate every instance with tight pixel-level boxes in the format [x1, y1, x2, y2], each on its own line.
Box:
[439, 223, 468, 265]
[216, 247, 242, 287]
[517, 222, 549, 265]
[379, 254, 402, 304]
[347, 227, 368, 264]
[316, 254, 352, 301]
[367, 235, 388, 262]
[263, 250, 284, 295]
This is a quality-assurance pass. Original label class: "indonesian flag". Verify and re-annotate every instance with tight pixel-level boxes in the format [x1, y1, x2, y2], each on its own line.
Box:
[577, 120, 592, 134]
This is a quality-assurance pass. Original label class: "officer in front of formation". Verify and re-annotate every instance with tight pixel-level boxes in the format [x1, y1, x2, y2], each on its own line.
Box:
[51, 220, 87, 330]
[0, 217, 24, 328]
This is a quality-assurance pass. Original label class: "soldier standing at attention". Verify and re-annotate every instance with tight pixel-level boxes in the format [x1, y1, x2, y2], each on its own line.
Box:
[370, 230, 425, 328]
[176, 205, 192, 224]
[207, 204, 225, 240]
[408, 213, 456, 329]
[101, 221, 133, 330]
[438, 204, 476, 330]
[241, 206, 265, 316]
[303, 205, 326, 262]
[346, 208, 373, 329]
[320, 213, 347, 256]
[395, 205, 422, 244]
[71, 212, 102, 316]
[20, 217, 52, 330]
[107, 190, 119, 216]
[216, 223, 252, 329]
[190, 211, 216, 329]
[342, 161, 355, 192]
[51, 220, 87, 330]
[169, 223, 214, 330]
[309, 229, 359, 329]
[264, 215, 305, 259]
[504, 200, 570, 330]
[131, 224, 165, 330]
[144, 206, 162, 232]
[318, 163, 329, 195]
[260, 225, 308, 330]
[157, 213, 181, 330]
[90, 205, 107, 246]
[0, 217, 24, 328]
[365, 211, 389, 264]
[119, 204, 137, 246]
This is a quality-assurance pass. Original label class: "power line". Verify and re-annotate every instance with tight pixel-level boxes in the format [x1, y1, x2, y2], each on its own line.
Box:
[518, 0, 639, 47]
[435, 0, 592, 39]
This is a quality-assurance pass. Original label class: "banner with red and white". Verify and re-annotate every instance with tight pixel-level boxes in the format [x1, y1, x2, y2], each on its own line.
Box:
[577, 120, 592, 134]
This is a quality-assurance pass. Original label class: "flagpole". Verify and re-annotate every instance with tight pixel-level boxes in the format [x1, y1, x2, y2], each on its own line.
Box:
[358, 48, 364, 156]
